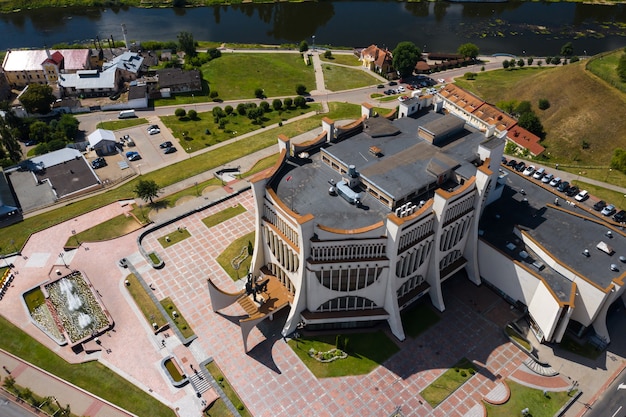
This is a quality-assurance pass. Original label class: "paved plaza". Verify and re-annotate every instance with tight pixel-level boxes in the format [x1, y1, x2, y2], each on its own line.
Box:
[1, 186, 624, 417]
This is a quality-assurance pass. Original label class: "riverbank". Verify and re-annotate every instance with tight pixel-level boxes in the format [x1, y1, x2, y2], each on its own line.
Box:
[2, 0, 625, 13]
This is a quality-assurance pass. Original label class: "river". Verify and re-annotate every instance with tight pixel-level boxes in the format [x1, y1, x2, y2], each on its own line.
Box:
[1, 2, 626, 55]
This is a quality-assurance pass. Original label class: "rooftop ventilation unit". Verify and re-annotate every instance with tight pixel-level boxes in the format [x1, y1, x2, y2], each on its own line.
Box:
[620, 256, 626, 263]
[606, 230, 613, 238]
[610, 264, 619, 272]
[582, 249, 590, 257]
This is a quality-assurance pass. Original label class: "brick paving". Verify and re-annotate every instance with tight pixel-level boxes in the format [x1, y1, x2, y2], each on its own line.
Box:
[0, 188, 602, 417]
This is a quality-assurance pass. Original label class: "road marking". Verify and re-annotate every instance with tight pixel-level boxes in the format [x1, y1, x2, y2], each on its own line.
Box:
[618, 383, 626, 390]
[611, 405, 622, 417]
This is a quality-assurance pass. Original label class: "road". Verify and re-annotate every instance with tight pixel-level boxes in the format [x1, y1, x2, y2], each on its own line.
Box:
[0, 392, 38, 417]
[583, 366, 626, 417]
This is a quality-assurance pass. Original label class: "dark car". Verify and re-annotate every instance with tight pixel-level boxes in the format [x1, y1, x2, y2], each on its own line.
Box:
[557, 181, 569, 192]
[159, 141, 173, 149]
[614, 210, 626, 223]
[593, 200, 607, 211]
[389, 81, 398, 86]
[501, 157, 507, 165]
[24, 140, 38, 146]
[305, 97, 315, 102]
[565, 185, 579, 197]
[377, 84, 384, 88]
[163, 146, 177, 154]
[506, 159, 518, 167]
[91, 157, 107, 169]
[514, 161, 526, 172]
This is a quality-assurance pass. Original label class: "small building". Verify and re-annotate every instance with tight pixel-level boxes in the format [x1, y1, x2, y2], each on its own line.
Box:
[102, 51, 145, 82]
[58, 70, 118, 98]
[2, 48, 91, 88]
[359, 44, 394, 75]
[88, 129, 118, 155]
[156, 68, 202, 94]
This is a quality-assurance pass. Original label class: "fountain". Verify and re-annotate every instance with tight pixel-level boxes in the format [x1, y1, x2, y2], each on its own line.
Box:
[23, 271, 113, 346]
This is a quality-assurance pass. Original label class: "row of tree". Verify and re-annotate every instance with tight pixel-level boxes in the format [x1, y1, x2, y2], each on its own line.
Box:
[392, 42, 479, 78]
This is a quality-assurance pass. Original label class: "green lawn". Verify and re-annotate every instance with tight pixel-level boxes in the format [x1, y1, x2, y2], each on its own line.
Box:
[205, 361, 251, 417]
[0, 102, 362, 256]
[586, 50, 626, 93]
[320, 54, 362, 66]
[64, 209, 143, 247]
[124, 273, 168, 329]
[570, 178, 626, 206]
[202, 204, 247, 229]
[156, 178, 222, 208]
[322, 64, 380, 91]
[0, 315, 175, 417]
[287, 331, 400, 378]
[157, 227, 191, 248]
[201, 53, 316, 100]
[161, 103, 320, 153]
[454, 67, 554, 100]
[96, 118, 149, 130]
[420, 357, 478, 408]
[485, 380, 574, 417]
[160, 297, 195, 339]
[401, 303, 441, 338]
[242, 153, 280, 178]
[216, 231, 255, 281]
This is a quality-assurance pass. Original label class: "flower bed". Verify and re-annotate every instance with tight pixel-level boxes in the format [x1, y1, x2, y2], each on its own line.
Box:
[308, 348, 347, 363]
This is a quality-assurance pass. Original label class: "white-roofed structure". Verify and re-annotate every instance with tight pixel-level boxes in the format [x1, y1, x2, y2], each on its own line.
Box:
[58, 70, 118, 98]
[102, 51, 144, 81]
[88, 129, 118, 155]
[2, 49, 91, 88]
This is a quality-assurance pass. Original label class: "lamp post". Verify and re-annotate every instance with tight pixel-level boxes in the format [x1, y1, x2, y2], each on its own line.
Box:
[194, 181, 199, 196]
[71, 229, 80, 247]
[59, 252, 68, 268]
[312, 35, 316, 52]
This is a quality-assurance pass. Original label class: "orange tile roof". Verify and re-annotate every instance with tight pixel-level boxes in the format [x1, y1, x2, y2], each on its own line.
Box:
[472, 103, 518, 132]
[507, 125, 545, 156]
[439, 84, 485, 113]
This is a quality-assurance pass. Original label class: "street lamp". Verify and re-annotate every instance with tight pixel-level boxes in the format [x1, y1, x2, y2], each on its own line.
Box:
[71, 229, 80, 247]
[312, 35, 316, 52]
[194, 181, 199, 196]
[59, 252, 68, 268]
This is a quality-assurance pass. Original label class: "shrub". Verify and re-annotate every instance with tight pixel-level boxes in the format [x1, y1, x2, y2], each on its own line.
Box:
[254, 88, 264, 99]
[224, 105, 233, 115]
[284, 97, 293, 108]
[570, 56, 580, 63]
[296, 84, 307, 95]
[236, 103, 246, 115]
[538, 98, 550, 110]
[209, 91, 218, 99]
[481, 66, 485, 72]
[174, 108, 186, 118]
[324, 50, 333, 59]
[502, 60, 510, 70]
[294, 96, 306, 108]
[463, 72, 477, 80]
[259, 101, 270, 113]
[527, 57, 534, 65]
[187, 109, 197, 120]
[272, 99, 283, 111]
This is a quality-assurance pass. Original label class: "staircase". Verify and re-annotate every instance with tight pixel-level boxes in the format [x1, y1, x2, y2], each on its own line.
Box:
[523, 358, 558, 376]
[189, 371, 212, 394]
[237, 295, 259, 317]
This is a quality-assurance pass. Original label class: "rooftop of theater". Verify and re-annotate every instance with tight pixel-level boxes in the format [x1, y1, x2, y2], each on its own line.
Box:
[271, 108, 502, 231]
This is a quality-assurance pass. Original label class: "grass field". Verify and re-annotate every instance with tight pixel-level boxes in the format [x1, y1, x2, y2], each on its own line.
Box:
[586, 50, 626, 93]
[322, 64, 380, 91]
[64, 209, 143, 247]
[160, 297, 195, 339]
[157, 227, 191, 248]
[202, 203, 247, 229]
[485, 380, 574, 417]
[287, 331, 400, 378]
[216, 231, 255, 281]
[454, 58, 626, 173]
[320, 53, 361, 66]
[201, 53, 316, 100]
[96, 118, 149, 130]
[0, 314, 175, 417]
[420, 358, 478, 407]
[125, 273, 169, 329]
[0, 102, 362, 256]
[161, 103, 320, 153]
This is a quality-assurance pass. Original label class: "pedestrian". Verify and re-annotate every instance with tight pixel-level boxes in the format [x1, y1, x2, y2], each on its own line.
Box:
[2, 365, 10, 374]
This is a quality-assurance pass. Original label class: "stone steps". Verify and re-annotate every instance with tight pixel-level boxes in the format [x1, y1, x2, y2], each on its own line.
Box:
[523, 358, 558, 376]
[189, 371, 212, 394]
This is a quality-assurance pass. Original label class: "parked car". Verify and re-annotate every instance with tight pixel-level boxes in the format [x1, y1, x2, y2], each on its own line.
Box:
[593, 200, 607, 211]
[148, 127, 161, 135]
[163, 146, 177, 154]
[523, 165, 535, 176]
[159, 141, 173, 149]
[377, 84, 384, 88]
[24, 140, 37, 146]
[574, 189, 589, 202]
[305, 97, 315, 102]
[125, 151, 141, 161]
[541, 173, 554, 184]
[389, 81, 397, 86]
[557, 181, 569, 192]
[533, 167, 545, 179]
[601, 204, 616, 216]
[91, 157, 107, 169]
[507, 159, 518, 167]
[147, 124, 159, 131]
[614, 210, 626, 223]
[514, 161, 526, 172]
[549, 177, 561, 187]
[566, 185, 579, 197]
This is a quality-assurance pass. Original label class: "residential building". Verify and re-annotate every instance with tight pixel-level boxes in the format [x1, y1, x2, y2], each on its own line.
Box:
[58, 69, 118, 98]
[155, 68, 202, 94]
[2, 49, 91, 88]
[359, 44, 394, 75]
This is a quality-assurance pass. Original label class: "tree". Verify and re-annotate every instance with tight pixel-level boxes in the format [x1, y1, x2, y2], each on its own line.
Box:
[515, 101, 532, 115]
[324, 50, 333, 59]
[502, 60, 510, 70]
[296, 84, 307, 95]
[272, 99, 283, 111]
[618, 53, 626, 82]
[0, 113, 22, 163]
[133, 180, 161, 204]
[517, 58, 525, 68]
[284, 97, 293, 108]
[509, 59, 516, 69]
[29, 120, 49, 143]
[570, 56, 580, 63]
[294, 96, 306, 108]
[56, 114, 79, 141]
[560, 41, 574, 57]
[236, 103, 246, 115]
[177, 31, 197, 58]
[254, 88, 264, 99]
[552, 57, 561, 65]
[537, 60, 543, 67]
[20, 84, 55, 114]
[518, 112, 545, 139]
[187, 109, 197, 120]
[457, 43, 479, 60]
[497, 100, 518, 114]
[299, 41, 309, 53]
[246, 107, 264, 121]
[2, 375, 15, 390]
[611, 148, 626, 173]
[224, 105, 234, 115]
[174, 108, 186, 118]
[538, 98, 550, 110]
[259, 101, 270, 113]
[392, 41, 421, 78]
[527, 57, 534, 66]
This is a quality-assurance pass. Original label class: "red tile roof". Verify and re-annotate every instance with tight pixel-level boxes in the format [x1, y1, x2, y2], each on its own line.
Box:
[507, 125, 545, 156]
[439, 84, 485, 113]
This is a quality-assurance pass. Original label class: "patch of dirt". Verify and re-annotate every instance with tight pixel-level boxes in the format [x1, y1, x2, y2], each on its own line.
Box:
[201, 185, 221, 195]
[175, 196, 196, 206]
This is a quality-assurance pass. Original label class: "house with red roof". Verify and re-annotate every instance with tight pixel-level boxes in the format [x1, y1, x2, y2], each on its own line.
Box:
[359, 44, 394, 76]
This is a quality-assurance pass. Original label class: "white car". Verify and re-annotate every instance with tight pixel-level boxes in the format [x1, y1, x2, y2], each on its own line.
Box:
[575, 190, 589, 202]
[523, 165, 535, 176]
[397, 86, 405, 92]
[533, 167, 545, 180]
[148, 128, 161, 135]
[437, 78, 445, 84]
[541, 173, 554, 184]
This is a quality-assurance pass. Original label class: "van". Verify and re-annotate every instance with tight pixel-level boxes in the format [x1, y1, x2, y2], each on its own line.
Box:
[118, 110, 136, 119]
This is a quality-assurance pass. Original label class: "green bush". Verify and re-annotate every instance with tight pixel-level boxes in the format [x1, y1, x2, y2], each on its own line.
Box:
[538, 98, 550, 110]
[174, 108, 186, 118]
